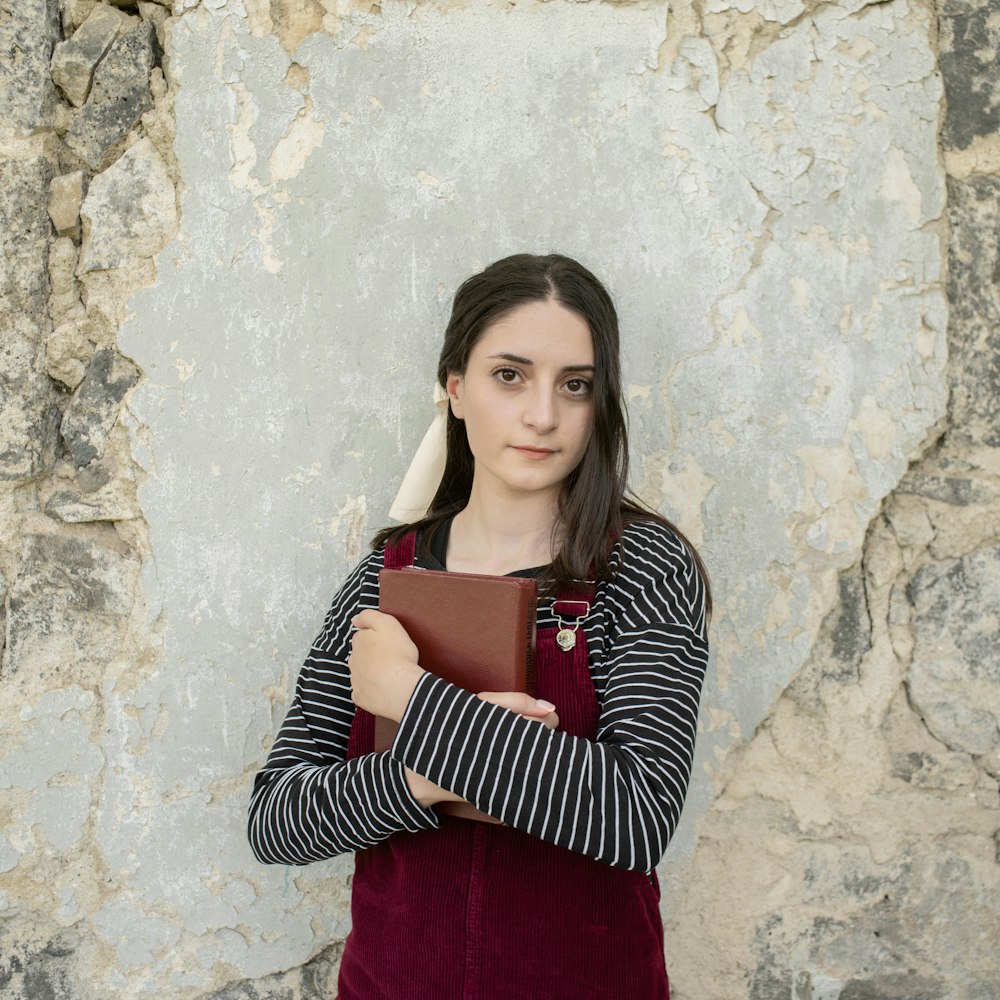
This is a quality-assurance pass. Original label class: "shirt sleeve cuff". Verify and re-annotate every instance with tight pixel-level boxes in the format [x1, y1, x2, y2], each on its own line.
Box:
[375, 749, 441, 832]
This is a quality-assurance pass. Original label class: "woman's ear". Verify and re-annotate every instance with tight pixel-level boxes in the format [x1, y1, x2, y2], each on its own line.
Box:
[446, 372, 464, 419]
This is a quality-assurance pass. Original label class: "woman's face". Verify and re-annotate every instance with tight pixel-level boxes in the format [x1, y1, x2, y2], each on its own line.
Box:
[446, 298, 596, 504]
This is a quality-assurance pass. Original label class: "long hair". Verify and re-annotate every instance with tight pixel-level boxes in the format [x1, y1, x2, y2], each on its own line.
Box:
[373, 253, 711, 613]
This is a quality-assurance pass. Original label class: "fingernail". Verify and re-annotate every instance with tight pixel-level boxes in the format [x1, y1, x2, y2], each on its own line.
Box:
[537, 700, 556, 712]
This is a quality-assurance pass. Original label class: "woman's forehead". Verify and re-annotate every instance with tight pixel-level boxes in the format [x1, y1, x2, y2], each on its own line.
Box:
[473, 300, 594, 363]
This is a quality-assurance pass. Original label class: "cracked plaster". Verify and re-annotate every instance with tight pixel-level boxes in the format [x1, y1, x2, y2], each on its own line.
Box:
[85, 0, 949, 991]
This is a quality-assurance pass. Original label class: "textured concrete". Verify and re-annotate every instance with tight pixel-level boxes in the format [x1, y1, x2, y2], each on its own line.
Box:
[110, 0, 946, 993]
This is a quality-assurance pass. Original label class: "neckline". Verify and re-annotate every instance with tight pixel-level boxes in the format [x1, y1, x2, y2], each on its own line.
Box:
[426, 517, 547, 579]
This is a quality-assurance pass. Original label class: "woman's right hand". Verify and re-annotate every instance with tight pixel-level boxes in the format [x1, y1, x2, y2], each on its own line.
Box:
[403, 693, 558, 807]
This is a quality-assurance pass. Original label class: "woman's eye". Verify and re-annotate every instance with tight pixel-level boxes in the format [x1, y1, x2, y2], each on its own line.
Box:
[495, 367, 521, 384]
[564, 378, 592, 396]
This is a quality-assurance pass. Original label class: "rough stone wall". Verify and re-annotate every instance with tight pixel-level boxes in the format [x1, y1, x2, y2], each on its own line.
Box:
[0, 1, 994, 999]
[0, 0, 176, 995]
[663, 3, 1000, 997]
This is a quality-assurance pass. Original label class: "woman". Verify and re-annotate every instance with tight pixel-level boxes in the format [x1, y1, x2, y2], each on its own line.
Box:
[248, 253, 711, 999]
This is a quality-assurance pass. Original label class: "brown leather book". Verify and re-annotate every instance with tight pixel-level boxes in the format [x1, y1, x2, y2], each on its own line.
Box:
[375, 566, 537, 823]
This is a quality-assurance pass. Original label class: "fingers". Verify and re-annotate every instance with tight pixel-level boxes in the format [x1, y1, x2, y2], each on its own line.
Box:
[478, 691, 554, 715]
[478, 691, 559, 729]
[351, 609, 392, 631]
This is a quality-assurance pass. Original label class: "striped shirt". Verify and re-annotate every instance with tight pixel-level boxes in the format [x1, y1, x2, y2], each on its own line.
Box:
[248, 518, 709, 873]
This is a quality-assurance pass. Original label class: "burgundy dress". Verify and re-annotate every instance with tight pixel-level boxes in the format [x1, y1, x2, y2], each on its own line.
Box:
[339, 534, 669, 1000]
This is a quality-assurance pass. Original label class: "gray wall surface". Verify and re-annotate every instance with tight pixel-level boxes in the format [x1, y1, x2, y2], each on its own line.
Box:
[1, 0, 997, 997]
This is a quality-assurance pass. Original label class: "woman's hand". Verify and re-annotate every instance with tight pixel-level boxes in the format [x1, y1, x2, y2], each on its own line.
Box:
[477, 691, 560, 730]
[349, 610, 426, 722]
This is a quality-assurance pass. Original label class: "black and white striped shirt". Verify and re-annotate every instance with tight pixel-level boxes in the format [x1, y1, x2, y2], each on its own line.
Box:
[248, 519, 709, 873]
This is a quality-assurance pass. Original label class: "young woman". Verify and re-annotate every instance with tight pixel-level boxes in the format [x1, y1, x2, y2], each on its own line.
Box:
[248, 254, 711, 999]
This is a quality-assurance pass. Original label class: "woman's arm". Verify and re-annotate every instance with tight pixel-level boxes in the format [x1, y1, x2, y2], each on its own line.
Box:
[387, 520, 710, 872]
[247, 553, 441, 866]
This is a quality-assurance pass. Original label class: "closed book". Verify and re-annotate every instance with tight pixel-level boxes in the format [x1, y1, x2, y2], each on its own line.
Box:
[376, 566, 537, 823]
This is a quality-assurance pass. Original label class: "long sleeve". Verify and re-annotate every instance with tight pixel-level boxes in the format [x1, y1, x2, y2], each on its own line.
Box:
[388, 520, 709, 872]
[248, 552, 440, 865]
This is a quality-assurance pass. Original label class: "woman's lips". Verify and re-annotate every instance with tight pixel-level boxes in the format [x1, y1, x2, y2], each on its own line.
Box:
[511, 446, 557, 460]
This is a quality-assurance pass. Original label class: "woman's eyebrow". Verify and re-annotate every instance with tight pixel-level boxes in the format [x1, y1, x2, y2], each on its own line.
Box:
[488, 352, 595, 373]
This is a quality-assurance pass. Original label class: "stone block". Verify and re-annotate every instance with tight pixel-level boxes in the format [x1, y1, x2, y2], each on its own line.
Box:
[0, 156, 56, 322]
[0, 568, 6, 667]
[47, 171, 87, 238]
[0, 0, 61, 133]
[79, 137, 178, 272]
[0, 325, 62, 483]
[50, 3, 127, 108]
[62, 0, 101, 34]
[138, 2, 170, 50]
[44, 320, 94, 389]
[47, 238, 85, 326]
[907, 544, 1000, 755]
[44, 451, 141, 523]
[946, 175, 1000, 447]
[4, 523, 139, 682]
[60, 348, 141, 467]
[940, 0, 1000, 151]
[0, 923, 80, 1000]
[64, 18, 156, 170]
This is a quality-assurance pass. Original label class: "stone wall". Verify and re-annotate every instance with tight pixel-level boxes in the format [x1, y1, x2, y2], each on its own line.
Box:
[1, 0, 175, 994]
[664, 3, 1000, 997]
[0, 0, 995, 998]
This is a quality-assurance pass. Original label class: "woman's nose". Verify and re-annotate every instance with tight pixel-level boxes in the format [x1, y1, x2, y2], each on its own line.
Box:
[522, 387, 558, 433]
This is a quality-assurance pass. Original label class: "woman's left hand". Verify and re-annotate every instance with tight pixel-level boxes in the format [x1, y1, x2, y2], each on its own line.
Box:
[349, 610, 426, 722]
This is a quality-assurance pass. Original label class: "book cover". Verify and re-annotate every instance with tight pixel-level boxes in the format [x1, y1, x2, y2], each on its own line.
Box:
[375, 566, 537, 822]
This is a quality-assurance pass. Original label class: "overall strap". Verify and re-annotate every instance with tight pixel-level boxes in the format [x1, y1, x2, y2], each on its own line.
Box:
[384, 531, 417, 569]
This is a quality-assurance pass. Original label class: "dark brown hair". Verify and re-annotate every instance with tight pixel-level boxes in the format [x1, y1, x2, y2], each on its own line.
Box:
[373, 253, 711, 613]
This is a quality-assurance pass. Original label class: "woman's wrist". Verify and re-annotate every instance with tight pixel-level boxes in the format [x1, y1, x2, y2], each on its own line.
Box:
[383, 662, 426, 723]
[404, 765, 464, 807]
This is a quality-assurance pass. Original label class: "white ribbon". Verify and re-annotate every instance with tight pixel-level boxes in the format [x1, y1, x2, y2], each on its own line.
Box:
[388, 382, 450, 523]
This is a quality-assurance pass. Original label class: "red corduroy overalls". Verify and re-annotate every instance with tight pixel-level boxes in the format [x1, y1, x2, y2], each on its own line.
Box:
[339, 534, 669, 1000]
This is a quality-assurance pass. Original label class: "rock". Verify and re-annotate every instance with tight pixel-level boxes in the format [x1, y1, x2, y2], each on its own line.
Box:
[79, 137, 177, 271]
[50, 3, 126, 107]
[0, 325, 62, 483]
[907, 544, 1000, 755]
[45, 320, 94, 388]
[138, 2, 170, 50]
[0, 158, 62, 478]
[890, 751, 980, 791]
[47, 237, 85, 325]
[0, 568, 6, 665]
[939, 0, 1000, 151]
[60, 348, 141, 467]
[0, 155, 56, 323]
[0, 924, 80, 1000]
[47, 171, 87, 238]
[896, 468, 993, 506]
[4, 523, 139, 683]
[64, 18, 156, 170]
[44, 451, 141, 523]
[946, 176, 1000, 448]
[0, 0, 61, 133]
[62, 0, 101, 35]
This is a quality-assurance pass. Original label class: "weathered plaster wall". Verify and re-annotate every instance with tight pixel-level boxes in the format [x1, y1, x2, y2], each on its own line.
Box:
[0, 0, 994, 997]
[664, 3, 1000, 997]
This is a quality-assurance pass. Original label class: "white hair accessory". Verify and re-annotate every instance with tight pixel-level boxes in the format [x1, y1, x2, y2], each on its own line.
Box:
[388, 382, 450, 523]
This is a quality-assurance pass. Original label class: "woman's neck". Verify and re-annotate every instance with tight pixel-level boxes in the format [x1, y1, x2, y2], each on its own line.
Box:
[446, 488, 560, 576]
